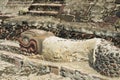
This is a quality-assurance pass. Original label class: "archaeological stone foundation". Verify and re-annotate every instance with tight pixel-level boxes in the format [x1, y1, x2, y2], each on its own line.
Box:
[0, 0, 120, 80]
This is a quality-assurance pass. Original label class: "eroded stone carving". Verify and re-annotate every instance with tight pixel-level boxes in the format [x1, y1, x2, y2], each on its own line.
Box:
[19, 29, 120, 77]
[18, 29, 54, 54]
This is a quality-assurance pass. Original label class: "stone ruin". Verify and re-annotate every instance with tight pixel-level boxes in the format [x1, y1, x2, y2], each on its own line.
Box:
[0, 0, 119, 79]
[18, 29, 120, 77]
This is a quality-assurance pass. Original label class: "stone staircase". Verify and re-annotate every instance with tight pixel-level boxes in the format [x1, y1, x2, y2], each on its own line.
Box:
[28, 0, 65, 16]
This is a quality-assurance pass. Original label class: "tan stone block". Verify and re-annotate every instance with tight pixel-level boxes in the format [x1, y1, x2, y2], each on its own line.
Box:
[49, 66, 59, 75]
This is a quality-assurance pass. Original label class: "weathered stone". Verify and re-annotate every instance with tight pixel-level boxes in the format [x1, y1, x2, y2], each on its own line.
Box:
[115, 0, 120, 4]
[19, 29, 55, 54]
[92, 39, 120, 77]
[49, 66, 59, 75]
[37, 65, 50, 75]
[60, 67, 102, 80]
[42, 36, 98, 62]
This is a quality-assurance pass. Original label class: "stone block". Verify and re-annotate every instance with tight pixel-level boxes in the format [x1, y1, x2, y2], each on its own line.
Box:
[49, 65, 59, 75]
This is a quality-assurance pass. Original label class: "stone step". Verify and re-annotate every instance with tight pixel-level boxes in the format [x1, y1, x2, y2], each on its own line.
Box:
[33, 0, 64, 4]
[116, 4, 120, 7]
[31, 3, 63, 7]
[28, 10, 59, 15]
[0, 15, 14, 20]
[7, 2, 32, 4]
[26, 0, 65, 16]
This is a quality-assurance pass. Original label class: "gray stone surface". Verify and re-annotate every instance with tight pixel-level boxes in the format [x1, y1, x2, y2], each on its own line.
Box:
[92, 39, 120, 77]
[60, 67, 101, 80]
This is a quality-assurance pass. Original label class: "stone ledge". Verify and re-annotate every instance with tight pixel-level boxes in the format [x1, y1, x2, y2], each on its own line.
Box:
[0, 51, 118, 80]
